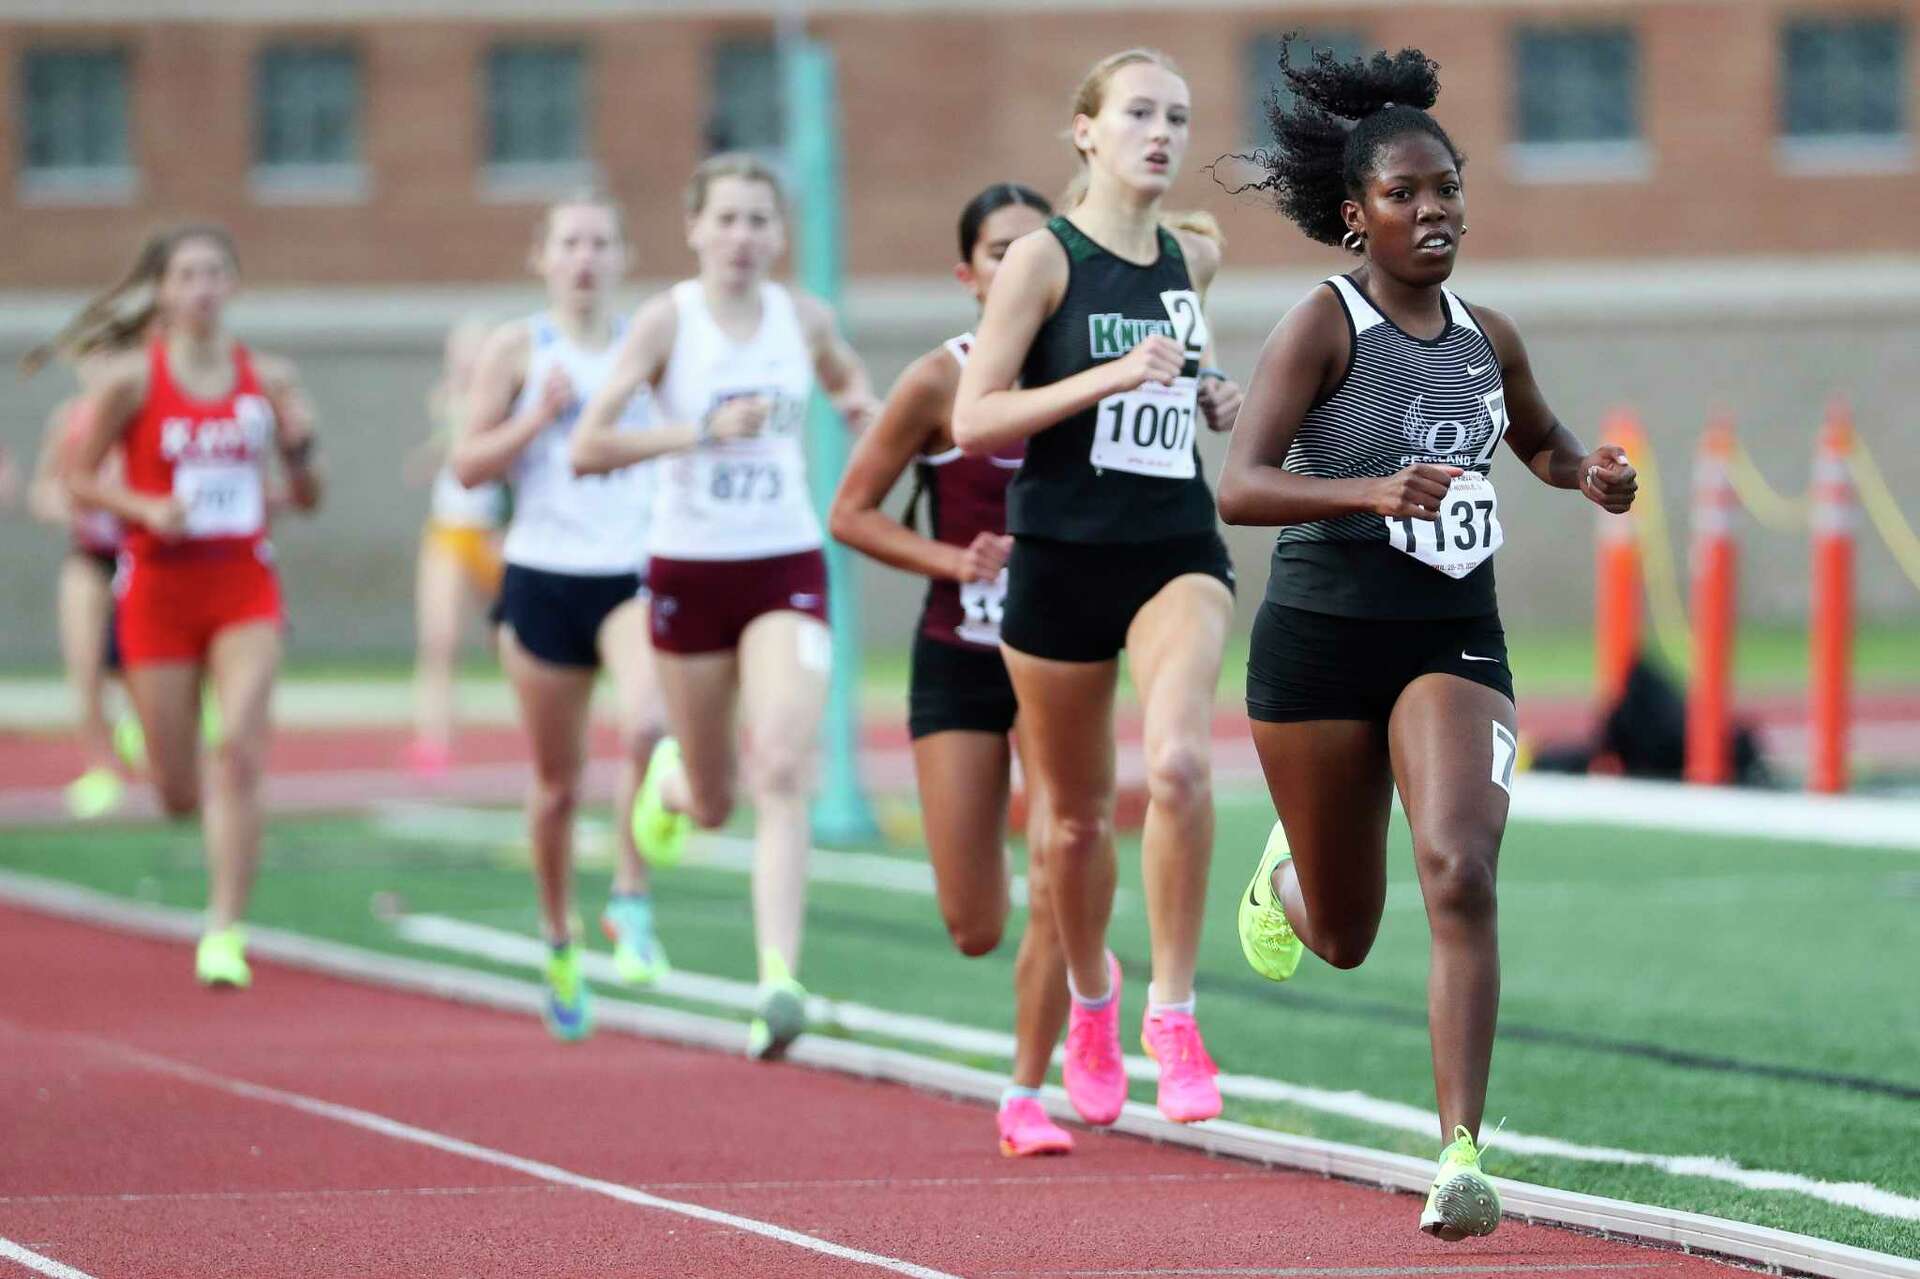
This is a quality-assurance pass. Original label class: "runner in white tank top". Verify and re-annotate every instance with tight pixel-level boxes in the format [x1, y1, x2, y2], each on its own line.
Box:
[649, 279, 818, 562]
[449, 195, 672, 1041]
[572, 154, 879, 1062]
[409, 318, 504, 778]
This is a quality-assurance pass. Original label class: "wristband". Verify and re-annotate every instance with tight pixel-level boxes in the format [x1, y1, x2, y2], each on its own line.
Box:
[280, 437, 316, 467]
[693, 415, 716, 448]
[1197, 367, 1229, 383]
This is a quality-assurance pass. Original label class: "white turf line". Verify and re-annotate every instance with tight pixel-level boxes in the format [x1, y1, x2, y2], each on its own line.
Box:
[1, 877, 1916, 1279]
[51, 1038, 958, 1279]
[0, 1239, 96, 1279]
[392, 913, 1920, 1226]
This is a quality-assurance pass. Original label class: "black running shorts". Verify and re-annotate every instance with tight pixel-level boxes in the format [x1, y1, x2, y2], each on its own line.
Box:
[908, 631, 1019, 740]
[1001, 531, 1235, 664]
[1246, 601, 1514, 723]
[495, 563, 644, 669]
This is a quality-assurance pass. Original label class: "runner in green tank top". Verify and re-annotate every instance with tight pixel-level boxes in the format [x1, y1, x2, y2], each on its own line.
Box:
[954, 49, 1246, 1130]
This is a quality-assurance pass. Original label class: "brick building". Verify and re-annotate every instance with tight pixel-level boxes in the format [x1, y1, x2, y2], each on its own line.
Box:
[2, 0, 1914, 286]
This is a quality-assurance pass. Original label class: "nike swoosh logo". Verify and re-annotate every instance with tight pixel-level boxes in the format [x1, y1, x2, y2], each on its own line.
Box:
[1248, 878, 1264, 909]
[1467, 363, 1490, 376]
[1461, 651, 1501, 663]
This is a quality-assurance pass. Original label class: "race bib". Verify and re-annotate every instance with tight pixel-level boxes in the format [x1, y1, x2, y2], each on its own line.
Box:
[957, 569, 1007, 646]
[174, 460, 263, 538]
[1087, 289, 1209, 481]
[1090, 378, 1198, 479]
[1383, 470, 1503, 579]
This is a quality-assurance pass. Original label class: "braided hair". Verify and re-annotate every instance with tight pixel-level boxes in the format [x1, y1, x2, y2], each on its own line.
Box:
[1232, 40, 1464, 248]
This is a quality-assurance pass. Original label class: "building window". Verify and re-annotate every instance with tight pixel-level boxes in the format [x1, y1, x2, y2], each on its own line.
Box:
[484, 42, 588, 192]
[1509, 25, 1648, 183]
[1778, 17, 1908, 172]
[254, 45, 364, 202]
[1243, 31, 1366, 144]
[20, 47, 133, 202]
[708, 39, 782, 154]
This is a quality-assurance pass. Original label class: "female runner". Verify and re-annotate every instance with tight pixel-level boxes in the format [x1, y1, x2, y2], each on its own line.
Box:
[407, 317, 506, 776]
[452, 194, 670, 1040]
[953, 49, 1246, 1128]
[573, 153, 879, 1061]
[62, 224, 324, 988]
[1217, 44, 1636, 1237]
[829, 182, 1074, 1155]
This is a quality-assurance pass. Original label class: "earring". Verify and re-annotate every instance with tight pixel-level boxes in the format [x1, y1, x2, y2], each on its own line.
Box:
[1458, 223, 1468, 238]
[1341, 229, 1366, 254]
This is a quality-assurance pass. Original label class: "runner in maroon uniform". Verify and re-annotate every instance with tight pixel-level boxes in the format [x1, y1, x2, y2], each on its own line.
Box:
[830, 183, 1074, 1156]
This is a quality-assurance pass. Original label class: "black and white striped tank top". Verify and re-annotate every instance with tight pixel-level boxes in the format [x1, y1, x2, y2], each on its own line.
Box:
[1265, 274, 1509, 620]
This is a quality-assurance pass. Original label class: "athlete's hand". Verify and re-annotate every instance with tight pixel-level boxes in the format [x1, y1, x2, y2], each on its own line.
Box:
[1198, 375, 1244, 434]
[706, 395, 770, 444]
[139, 496, 188, 540]
[1369, 464, 1461, 520]
[1111, 335, 1185, 393]
[531, 367, 576, 426]
[1580, 445, 1637, 514]
[956, 532, 1013, 583]
[835, 391, 881, 434]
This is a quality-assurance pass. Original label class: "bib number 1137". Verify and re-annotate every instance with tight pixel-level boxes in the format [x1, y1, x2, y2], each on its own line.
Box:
[1384, 471, 1504, 579]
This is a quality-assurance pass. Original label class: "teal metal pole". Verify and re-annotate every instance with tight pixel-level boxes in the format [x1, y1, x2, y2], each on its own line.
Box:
[785, 35, 879, 845]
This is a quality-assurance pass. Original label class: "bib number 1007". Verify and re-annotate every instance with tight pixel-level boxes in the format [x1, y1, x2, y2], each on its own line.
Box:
[1384, 471, 1504, 579]
[1091, 381, 1197, 480]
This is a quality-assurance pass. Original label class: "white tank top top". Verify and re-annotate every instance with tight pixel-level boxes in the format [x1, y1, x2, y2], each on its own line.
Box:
[648, 280, 820, 561]
[501, 313, 655, 576]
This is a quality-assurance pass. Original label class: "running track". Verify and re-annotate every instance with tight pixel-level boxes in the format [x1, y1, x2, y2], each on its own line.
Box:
[0, 906, 1755, 1279]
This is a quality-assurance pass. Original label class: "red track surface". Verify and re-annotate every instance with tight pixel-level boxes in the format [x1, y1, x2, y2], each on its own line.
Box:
[1, 906, 1753, 1279]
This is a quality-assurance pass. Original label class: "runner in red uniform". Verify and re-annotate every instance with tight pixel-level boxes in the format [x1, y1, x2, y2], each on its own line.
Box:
[61, 225, 323, 989]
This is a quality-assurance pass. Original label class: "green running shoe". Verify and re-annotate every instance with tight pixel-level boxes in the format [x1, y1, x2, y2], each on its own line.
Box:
[113, 715, 147, 769]
[195, 926, 251, 989]
[632, 739, 690, 869]
[746, 949, 807, 1061]
[601, 894, 670, 986]
[1238, 819, 1304, 982]
[1420, 1126, 1502, 1240]
[65, 767, 124, 821]
[542, 944, 594, 1042]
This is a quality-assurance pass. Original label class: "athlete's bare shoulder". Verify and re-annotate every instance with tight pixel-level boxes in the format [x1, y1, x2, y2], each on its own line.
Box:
[476, 315, 535, 373]
[250, 351, 302, 395]
[89, 349, 150, 405]
[1171, 228, 1223, 291]
[902, 343, 963, 405]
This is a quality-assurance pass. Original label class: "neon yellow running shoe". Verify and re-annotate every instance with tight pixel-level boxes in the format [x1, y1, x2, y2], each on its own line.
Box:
[65, 767, 125, 821]
[200, 695, 222, 748]
[542, 944, 594, 1042]
[195, 926, 251, 989]
[1238, 819, 1304, 982]
[746, 949, 807, 1061]
[632, 738, 690, 869]
[1420, 1126, 1502, 1240]
[600, 894, 670, 986]
[113, 715, 147, 769]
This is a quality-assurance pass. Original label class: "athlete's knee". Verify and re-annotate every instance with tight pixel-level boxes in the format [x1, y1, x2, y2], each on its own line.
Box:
[208, 736, 266, 794]
[156, 781, 200, 819]
[945, 910, 1006, 958]
[529, 775, 579, 828]
[621, 717, 665, 764]
[1416, 836, 1499, 925]
[1045, 811, 1110, 864]
[1144, 738, 1210, 812]
[749, 743, 814, 801]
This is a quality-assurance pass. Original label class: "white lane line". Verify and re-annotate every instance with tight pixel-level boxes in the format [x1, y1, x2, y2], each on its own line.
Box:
[996, 1267, 1666, 1277]
[0, 1239, 98, 1279]
[393, 911, 1920, 1224]
[40, 1034, 961, 1279]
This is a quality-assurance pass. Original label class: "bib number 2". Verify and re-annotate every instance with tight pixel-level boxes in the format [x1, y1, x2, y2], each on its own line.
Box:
[1384, 471, 1504, 579]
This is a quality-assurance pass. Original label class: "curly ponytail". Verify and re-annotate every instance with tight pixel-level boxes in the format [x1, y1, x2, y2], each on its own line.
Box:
[1228, 40, 1463, 247]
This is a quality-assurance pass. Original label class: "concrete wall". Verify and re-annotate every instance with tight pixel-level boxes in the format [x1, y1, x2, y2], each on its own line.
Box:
[4, 258, 1917, 665]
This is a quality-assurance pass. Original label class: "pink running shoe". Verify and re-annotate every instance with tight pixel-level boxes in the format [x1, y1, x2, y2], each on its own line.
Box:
[1141, 1008, 1222, 1123]
[1062, 952, 1127, 1126]
[997, 1097, 1075, 1157]
[404, 738, 452, 779]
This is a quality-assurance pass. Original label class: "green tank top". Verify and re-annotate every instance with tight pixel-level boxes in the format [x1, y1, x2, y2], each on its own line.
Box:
[1007, 216, 1219, 544]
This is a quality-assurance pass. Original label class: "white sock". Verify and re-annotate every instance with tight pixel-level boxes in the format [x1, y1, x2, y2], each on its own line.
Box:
[1147, 989, 1195, 1018]
[1067, 969, 1114, 1009]
[1000, 1084, 1042, 1107]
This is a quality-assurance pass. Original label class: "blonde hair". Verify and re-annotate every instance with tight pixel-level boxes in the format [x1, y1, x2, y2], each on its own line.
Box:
[1161, 208, 1225, 252]
[684, 152, 789, 219]
[1067, 48, 1184, 171]
[22, 224, 235, 376]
